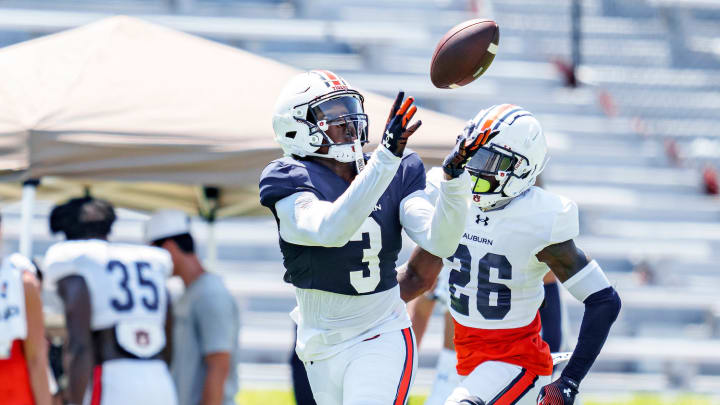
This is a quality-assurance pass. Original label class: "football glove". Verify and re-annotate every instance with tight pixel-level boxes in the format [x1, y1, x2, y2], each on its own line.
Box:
[536, 376, 579, 405]
[382, 91, 421, 157]
[442, 121, 497, 179]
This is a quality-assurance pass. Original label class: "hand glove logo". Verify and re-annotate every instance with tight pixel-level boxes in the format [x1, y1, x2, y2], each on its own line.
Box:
[563, 388, 571, 397]
[383, 131, 393, 150]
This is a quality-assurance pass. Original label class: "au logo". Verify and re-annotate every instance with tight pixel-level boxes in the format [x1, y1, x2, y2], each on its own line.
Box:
[136, 330, 150, 347]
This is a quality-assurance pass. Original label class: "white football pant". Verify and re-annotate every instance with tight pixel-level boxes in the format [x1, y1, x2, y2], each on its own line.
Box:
[304, 328, 417, 405]
[444, 361, 551, 405]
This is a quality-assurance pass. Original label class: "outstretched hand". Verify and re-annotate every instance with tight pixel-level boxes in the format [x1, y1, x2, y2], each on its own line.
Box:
[382, 91, 422, 157]
[442, 120, 498, 179]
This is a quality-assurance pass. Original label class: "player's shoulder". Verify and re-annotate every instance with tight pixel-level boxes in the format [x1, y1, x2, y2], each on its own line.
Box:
[44, 239, 105, 265]
[515, 187, 579, 243]
[514, 187, 577, 216]
[259, 157, 314, 208]
[44, 240, 105, 285]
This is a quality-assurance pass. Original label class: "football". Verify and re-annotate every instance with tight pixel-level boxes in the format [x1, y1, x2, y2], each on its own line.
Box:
[430, 19, 499, 89]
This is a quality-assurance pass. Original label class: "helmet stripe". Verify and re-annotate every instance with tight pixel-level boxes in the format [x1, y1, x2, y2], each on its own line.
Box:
[319, 69, 342, 86]
[492, 108, 531, 131]
[479, 104, 515, 133]
[311, 70, 332, 87]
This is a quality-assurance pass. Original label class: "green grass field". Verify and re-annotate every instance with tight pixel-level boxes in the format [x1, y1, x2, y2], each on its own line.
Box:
[236, 390, 720, 405]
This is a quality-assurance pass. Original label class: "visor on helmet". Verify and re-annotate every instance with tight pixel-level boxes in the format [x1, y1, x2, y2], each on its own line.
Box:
[310, 94, 364, 121]
[306, 93, 369, 147]
[466, 144, 528, 196]
[467, 146, 516, 175]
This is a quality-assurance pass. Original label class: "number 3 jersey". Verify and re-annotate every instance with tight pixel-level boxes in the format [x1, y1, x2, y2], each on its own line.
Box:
[44, 240, 172, 358]
[259, 151, 428, 361]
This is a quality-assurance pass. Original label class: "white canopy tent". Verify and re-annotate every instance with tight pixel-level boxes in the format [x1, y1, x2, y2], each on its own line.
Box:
[0, 16, 466, 261]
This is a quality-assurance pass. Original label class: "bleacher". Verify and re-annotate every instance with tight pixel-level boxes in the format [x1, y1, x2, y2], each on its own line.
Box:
[1, 0, 719, 396]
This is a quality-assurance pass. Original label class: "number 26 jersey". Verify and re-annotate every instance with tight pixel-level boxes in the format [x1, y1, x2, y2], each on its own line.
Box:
[436, 175, 579, 330]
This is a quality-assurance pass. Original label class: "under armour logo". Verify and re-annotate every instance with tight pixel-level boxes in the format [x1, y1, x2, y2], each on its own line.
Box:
[476, 215, 489, 226]
[383, 131, 393, 149]
[563, 388, 571, 397]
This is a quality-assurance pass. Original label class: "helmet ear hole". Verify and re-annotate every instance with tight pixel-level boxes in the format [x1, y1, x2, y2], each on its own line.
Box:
[285, 131, 297, 139]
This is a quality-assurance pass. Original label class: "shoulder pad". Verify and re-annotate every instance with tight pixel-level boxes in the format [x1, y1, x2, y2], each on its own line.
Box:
[43, 241, 89, 286]
[259, 158, 314, 209]
[524, 188, 579, 243]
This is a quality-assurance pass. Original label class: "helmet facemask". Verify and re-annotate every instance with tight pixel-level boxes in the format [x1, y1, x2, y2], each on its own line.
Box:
[466, 144, 533, 209]
[297, 91, 368, 165]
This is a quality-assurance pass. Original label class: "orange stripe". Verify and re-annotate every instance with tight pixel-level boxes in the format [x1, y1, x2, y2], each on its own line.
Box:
[91, 365, 103, 405]
[479, 104, 514, 143]
[394, 328, 414, 405]
[492, 369, 537, 405]
[321, 70, 341, 86]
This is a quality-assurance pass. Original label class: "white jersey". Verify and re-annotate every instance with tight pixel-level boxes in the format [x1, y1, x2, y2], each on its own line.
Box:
[45, 240, 172, 358]
[0, 254, 35, 359]
[427, 168, 579, 330]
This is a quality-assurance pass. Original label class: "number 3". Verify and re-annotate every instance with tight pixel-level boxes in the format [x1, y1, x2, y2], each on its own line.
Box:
[348, 217, 382, 294]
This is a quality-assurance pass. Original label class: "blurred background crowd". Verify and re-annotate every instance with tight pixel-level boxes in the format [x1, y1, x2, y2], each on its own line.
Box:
[0, 0, 719, 403]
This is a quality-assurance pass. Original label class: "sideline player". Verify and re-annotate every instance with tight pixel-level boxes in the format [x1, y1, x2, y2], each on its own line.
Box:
[0, 214, 52, 405]
[259, 70, 486, 405]
[398, 104, 621, 405]
[44, 197, 177, 405]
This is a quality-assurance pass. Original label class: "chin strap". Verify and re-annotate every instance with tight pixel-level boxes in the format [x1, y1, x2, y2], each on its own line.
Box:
[353, 139, 366, 173]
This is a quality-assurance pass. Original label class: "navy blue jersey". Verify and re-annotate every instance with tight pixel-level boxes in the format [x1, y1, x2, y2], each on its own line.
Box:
[259, 153, 426, 295]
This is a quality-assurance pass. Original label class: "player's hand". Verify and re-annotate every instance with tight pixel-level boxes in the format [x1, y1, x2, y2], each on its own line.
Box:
[442, 120, 497, 179]
[382, 91, 421, 157]
[536, 376, 579, 405]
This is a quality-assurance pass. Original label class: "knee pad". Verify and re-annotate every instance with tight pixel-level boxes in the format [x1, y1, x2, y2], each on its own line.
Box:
[458, 396, 486, 405]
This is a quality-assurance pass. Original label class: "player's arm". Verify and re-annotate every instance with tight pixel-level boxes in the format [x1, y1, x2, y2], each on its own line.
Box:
[400, 122, 491, 259]
[399, 172, 470, 258]
[22, 270, 52, 405]
[57, 276, 94, 405]
[398, 246, 444, 302]
[536, 239, 621, 403]
[273, 93, 420, 247]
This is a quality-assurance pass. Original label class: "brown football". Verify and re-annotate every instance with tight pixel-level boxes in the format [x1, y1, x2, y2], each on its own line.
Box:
[430, 19, 499, 89]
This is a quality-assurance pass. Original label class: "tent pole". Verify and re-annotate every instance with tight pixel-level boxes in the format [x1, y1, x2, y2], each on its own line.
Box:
[20, 179, 40, 258]
[201, 186, 220, 271]
[207, 218, 217, 271]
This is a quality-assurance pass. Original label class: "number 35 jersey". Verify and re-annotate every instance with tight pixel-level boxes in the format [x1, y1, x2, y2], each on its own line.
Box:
[440, 183, 579, 330]
[44, 240, 172, 356]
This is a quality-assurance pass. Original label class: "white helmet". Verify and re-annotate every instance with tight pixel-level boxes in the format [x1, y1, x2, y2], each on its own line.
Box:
[272, 70, 368, 163]
[464, 104, 548, 209]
